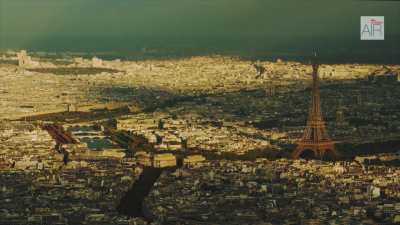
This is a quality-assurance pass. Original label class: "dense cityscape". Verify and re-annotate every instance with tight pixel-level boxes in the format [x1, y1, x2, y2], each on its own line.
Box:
[0, 50, 400, 225]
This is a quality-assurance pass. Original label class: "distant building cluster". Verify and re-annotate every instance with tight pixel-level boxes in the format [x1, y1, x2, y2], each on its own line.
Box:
[146, 159, 400, 224]
[16, 50, 39, 68]
[367, 67, 399, 84]
[116, 112, 273, 155]
[1, 51, 400, 225]
[0, 121, 147, 225]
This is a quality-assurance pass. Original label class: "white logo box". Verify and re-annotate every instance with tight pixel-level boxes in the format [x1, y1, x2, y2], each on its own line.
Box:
[361, 16, 384, 40]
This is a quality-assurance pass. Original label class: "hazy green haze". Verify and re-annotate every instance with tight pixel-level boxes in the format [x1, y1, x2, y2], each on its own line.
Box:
[0, 0, 399, 63]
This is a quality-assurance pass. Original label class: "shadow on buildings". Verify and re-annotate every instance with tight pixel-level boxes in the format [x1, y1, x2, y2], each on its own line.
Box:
[117, 167, 163, 219]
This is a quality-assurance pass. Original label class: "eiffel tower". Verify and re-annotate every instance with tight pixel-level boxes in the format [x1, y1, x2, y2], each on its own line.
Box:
[292, 58, 337, 160]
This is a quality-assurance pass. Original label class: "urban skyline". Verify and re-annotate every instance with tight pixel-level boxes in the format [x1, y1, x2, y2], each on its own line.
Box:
[0, 1, 400, 224]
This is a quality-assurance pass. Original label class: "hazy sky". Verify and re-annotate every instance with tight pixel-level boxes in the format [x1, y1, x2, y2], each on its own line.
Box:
[0, 0, 399, 62]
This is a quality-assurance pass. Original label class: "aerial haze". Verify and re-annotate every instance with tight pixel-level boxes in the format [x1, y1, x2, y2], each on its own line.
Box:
[1, 0, 400, 63]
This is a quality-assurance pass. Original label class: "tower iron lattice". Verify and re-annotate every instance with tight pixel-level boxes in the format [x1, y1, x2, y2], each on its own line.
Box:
[292, 61, 337, 160]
